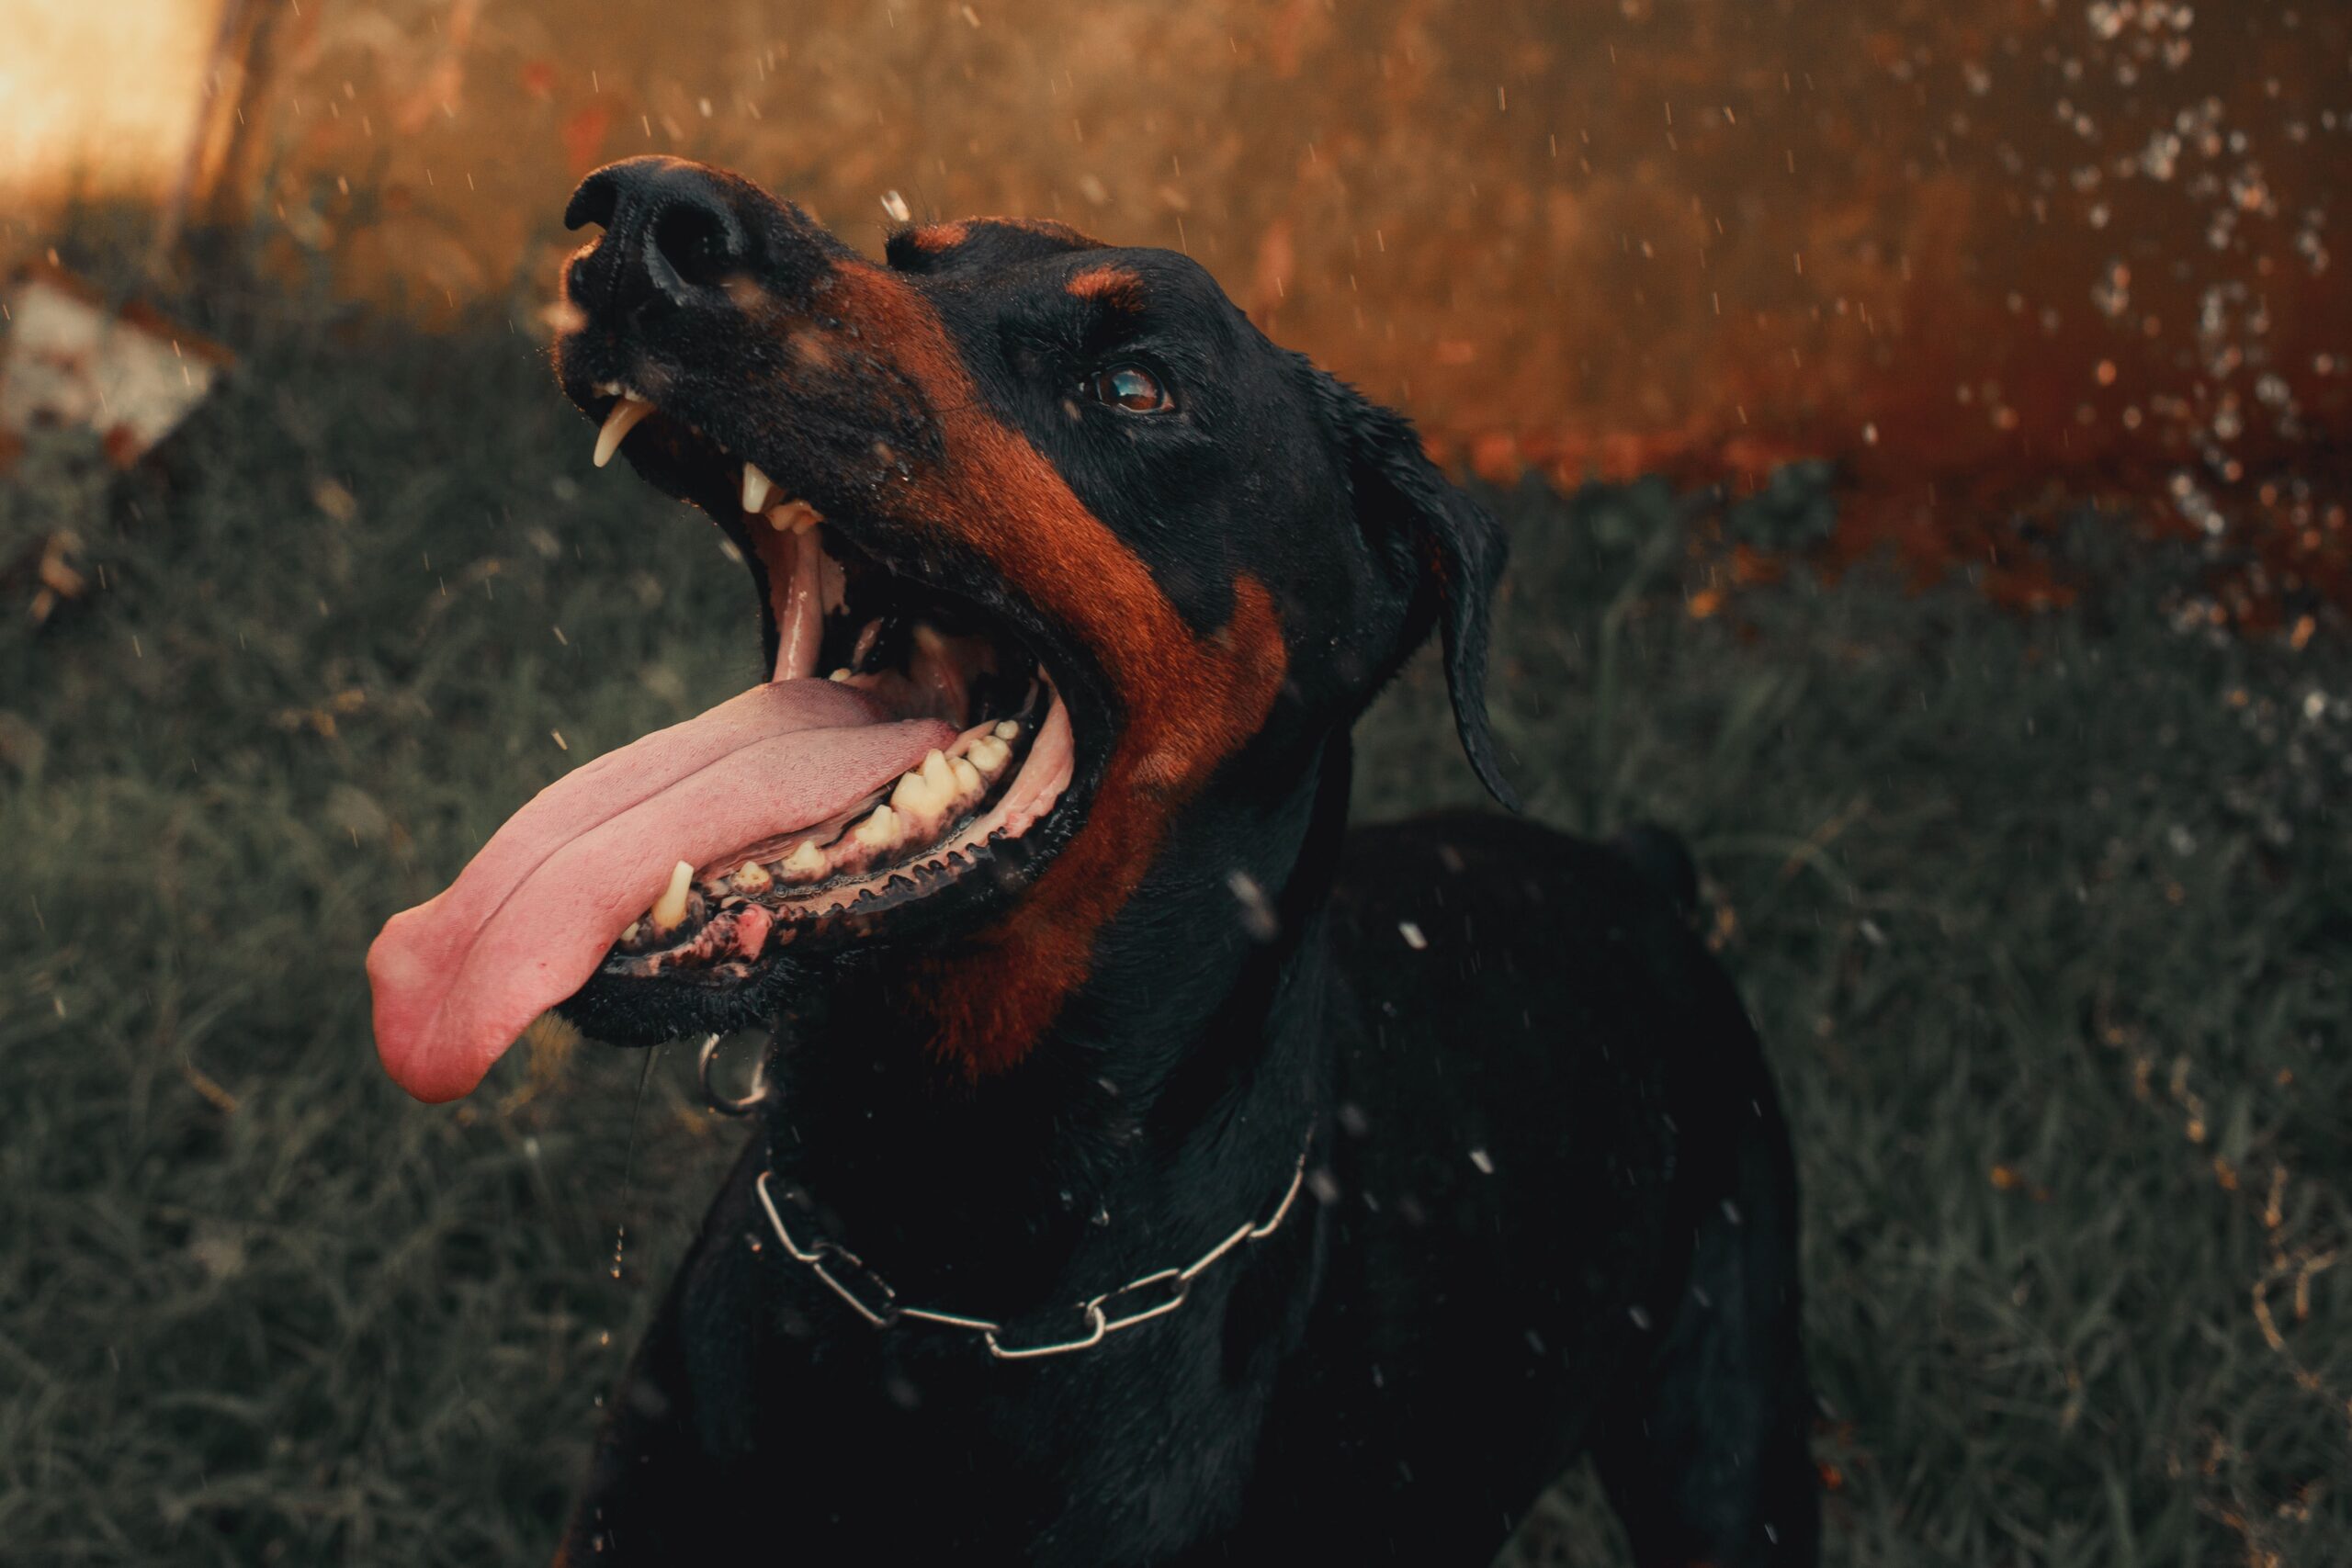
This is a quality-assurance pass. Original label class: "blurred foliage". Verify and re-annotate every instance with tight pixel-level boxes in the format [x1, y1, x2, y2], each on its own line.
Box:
[13, 0, 2346, 617]
[1727, 459, 1841, 556]
[1, 277, 2348, 1567]
[0, 430, 112, 623]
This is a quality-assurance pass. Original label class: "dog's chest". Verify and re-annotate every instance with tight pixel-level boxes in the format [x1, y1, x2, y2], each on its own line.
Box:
[666, 1171, 1302, 1562]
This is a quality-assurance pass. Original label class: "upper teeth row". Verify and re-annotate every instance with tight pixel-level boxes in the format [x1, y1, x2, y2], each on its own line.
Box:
[741, 461, 774, 513]
[591, 391, 818, 537]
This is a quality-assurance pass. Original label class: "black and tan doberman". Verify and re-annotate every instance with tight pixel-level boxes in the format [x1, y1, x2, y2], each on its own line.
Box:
[367, 156, 1818, 1566]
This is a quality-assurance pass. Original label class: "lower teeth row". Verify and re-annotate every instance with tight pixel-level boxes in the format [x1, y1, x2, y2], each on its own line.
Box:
[623, 718, 1023, 946]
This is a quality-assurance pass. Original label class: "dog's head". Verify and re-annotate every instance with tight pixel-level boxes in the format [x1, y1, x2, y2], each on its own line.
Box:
[367, 156, 1510, 1101]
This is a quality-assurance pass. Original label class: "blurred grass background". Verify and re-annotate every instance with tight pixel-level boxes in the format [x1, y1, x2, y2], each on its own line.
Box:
[1, 267, 2347, 1565]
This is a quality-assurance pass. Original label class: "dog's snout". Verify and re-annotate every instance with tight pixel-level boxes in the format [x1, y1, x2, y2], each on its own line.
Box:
[565, 156, 751, 320]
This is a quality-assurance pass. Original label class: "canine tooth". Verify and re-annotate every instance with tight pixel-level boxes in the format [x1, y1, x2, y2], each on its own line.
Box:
[993, 720, 1021, 740]
[730, 860, 774, 894]
[741, 462, 775, 513]
[852, 805, 904, 851]
[593, 396, 654, 468]
[781, 840, 828, 881]
[650, 859, 695, 934]
[950, 755, 984, 797]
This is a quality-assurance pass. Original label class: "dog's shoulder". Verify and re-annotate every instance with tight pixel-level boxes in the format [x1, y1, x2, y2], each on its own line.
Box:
[1326, 807, 1718, 1026]
[1315, 806, 1756, 1214]
[1276, 810, 1737, 1440]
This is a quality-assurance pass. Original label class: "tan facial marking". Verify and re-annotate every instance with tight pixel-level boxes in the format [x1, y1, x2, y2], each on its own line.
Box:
[1067, 265, 1148, 310]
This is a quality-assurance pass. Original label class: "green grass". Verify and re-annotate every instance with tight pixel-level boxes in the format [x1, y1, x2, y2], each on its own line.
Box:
[2, 296, 2346, 1566]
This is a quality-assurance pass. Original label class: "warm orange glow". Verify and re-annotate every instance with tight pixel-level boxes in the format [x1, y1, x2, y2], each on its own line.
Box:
[9, 1, 2348, 618]
[0, 0, 223, 201]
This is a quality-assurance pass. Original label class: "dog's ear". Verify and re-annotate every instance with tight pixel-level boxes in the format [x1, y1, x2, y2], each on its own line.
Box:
[1313, 369, 1520, 811]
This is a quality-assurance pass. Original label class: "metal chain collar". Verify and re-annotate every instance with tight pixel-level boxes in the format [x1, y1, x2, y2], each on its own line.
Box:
[752, 1135, 1312, 1361]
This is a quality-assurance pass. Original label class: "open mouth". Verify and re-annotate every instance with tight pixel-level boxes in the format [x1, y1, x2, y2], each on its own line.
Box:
[586, 387, 1080, 980]
[366, 382, 1091, 1103]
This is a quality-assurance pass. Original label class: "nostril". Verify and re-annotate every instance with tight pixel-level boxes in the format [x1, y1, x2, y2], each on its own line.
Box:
[651, 202, 741, 291]
[563, 170, 618, 233]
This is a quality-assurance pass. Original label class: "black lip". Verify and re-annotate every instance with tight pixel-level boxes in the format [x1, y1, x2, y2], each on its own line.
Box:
[547, 362, 1114, 1040]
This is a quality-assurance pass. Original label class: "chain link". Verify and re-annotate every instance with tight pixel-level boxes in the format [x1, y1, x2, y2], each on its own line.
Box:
[697, 1032, 770, 1117]
[752, 1134, 1312, 1360]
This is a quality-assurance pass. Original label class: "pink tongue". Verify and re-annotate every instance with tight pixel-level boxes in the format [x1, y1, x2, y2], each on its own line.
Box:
[368, 681, 954, 1102]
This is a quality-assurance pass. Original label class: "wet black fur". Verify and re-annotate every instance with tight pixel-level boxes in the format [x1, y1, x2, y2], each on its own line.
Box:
[548, 159, 1817, 1566]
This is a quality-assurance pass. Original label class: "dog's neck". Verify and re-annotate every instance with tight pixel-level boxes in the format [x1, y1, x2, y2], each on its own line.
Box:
[755, 739, 1348, 1314]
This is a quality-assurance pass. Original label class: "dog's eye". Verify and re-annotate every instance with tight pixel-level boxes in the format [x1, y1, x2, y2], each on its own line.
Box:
[1085, 365, 1173, 413]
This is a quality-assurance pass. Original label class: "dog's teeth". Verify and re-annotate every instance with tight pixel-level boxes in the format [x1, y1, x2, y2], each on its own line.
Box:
[619, 920, 641, 944]
[950, 755, 984, 797]
[827, 668, 852, 682]
[593, 395, 654, 468]
[888, 749, 962, 836]
[967, 733, 1012, 778]
[780, 840, 828, 881]
[993, 719, 1021, 740]
[650, 858, 695, 934]
[921, 749, 957, 796]
[741, 462, 775, 513]
[890, 757, 955, 834]
[729, 860, 774, 894]
[764, 500, 820, 535]
[852, 805, 904, 851]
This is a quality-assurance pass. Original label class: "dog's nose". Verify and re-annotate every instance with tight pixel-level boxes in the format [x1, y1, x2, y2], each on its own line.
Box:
[564, 157, 750, 320]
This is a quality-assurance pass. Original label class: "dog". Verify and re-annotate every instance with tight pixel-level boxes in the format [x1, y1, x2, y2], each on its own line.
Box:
[366, 155, 1818, 1566]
